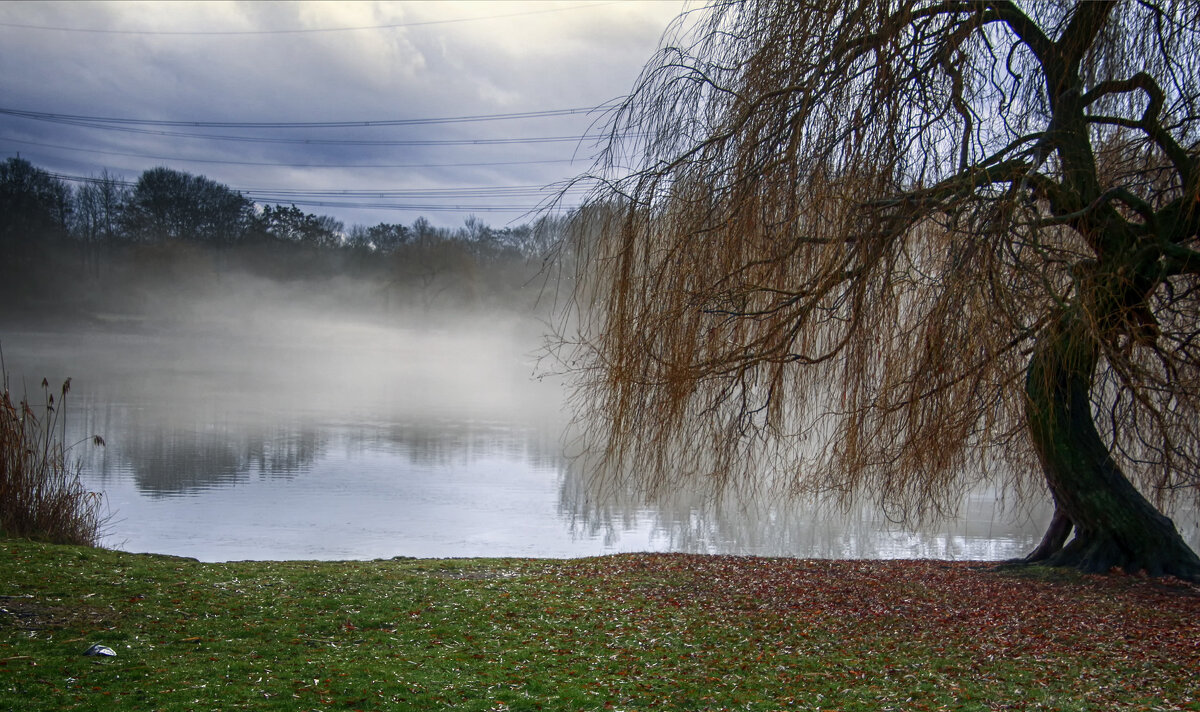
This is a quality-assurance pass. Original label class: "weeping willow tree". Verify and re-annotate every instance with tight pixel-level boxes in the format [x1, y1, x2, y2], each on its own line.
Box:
[565, 0, 1200, 578]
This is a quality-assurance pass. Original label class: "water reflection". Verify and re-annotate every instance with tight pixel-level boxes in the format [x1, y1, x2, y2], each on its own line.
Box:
[558, 461, 1058, 561]
[65, 404, 579, 560]
[70, 397, 565, 499]
[4, 322, 1195, 562]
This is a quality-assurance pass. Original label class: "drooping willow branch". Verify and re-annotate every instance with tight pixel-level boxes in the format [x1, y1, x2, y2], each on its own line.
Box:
[560, 0, 1200, 523]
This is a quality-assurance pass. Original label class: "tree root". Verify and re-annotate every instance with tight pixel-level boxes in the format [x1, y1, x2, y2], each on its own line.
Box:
[998, 504, 1200, 582]
[1021, 506, 1073, 563]
[1040, 534, 1200, 581]
[1002, 533, 1200, 582]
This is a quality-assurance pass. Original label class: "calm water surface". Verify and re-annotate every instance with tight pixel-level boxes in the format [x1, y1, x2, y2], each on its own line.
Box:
[6, 318, 1192, 562]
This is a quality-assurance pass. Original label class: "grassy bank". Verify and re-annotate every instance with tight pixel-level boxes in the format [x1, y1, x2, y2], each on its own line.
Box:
[1, 540, 1197, 711]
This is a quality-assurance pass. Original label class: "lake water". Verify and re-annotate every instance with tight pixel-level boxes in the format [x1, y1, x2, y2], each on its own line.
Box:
[4, 317, 1194, 562]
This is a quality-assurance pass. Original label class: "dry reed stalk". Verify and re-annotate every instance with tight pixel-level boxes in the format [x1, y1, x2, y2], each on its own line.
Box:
[0, 370, 105, 546]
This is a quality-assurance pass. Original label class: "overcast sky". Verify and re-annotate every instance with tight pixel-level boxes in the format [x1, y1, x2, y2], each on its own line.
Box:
[0, 1, 687, 229]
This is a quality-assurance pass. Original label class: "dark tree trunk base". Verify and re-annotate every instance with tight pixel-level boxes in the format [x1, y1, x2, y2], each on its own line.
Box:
[1001, 519, 1200, 582]
[1022, 506, 1074, 563]
[1040, 531, 1200, 581]
[1023, 313, 1200, 584]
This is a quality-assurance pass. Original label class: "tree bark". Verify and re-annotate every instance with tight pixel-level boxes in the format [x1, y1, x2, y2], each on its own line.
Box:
[1022, 503, 1074, 563]
[1024, 316, 1200, 580]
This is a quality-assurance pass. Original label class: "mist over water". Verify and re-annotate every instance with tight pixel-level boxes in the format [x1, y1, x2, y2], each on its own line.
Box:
[4, 272, 1194, 561]
[2, 293, 587, 560]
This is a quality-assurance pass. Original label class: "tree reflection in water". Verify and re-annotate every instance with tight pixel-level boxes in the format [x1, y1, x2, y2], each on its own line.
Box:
[5, 325, 1194, 560]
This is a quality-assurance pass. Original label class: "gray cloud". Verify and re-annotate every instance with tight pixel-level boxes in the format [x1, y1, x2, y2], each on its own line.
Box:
[0, 1, 684, 228]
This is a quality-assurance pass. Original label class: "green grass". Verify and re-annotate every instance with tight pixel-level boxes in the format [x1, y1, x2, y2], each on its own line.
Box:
[1, 540, 1197, 711]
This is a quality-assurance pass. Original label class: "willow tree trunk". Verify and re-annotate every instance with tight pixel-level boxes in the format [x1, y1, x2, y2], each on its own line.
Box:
[1024, 316, 1200, 580]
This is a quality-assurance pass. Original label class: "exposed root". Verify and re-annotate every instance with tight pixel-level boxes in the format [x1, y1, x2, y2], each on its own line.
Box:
[1021, 506, 1073, 563]
[1036, 534, 1200, 582]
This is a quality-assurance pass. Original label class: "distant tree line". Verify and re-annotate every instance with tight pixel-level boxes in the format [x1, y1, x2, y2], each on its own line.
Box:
[0, 157, 569, 322]
[0, 157, 560, 256]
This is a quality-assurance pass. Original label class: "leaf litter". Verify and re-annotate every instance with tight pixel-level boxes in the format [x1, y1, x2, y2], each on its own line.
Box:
[1, 542, 1198, 710]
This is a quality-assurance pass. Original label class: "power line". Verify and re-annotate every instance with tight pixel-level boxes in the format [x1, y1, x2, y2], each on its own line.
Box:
[48, 171, 586, 208]
[0, 105, 601, 128]
[4, 113, 617, 146]
[2, 136, 591, 170]
[45, 162, 580, 213]
[13, 151, 592, 216]
[245, 186, 581, 198]
[241, 201, 546, 213]
[244, 189, 582, 202]
[0, 2, 621, 36]
[3, 94, 607, 214]
[60, 171, 547, 212]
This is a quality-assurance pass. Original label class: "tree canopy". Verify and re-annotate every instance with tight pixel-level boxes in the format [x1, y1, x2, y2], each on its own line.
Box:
[0, 157, 72, 247]
[122, 167, 255, 244]
[567, 0, 1200, 577]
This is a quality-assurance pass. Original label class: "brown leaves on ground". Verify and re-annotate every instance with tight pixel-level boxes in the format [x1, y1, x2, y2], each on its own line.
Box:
[4, 543, 1198, 710]
[560, 554, 1200, 709]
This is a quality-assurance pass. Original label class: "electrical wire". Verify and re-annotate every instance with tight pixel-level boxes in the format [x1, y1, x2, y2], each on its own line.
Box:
[5, 115, 614, 146]
[0, 105, 602, 128]
[49, 171, 585, 196]
[2, 136, 591, 170]
[47, 171, 587, 214]
[3, 99, 609, 214]
[26, 155, 593, 215]
[242, 200, 545, 213]
[0, 2, 622, 36]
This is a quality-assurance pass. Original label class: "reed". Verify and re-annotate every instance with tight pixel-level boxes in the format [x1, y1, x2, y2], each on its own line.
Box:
[0, 370, 105, 546]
